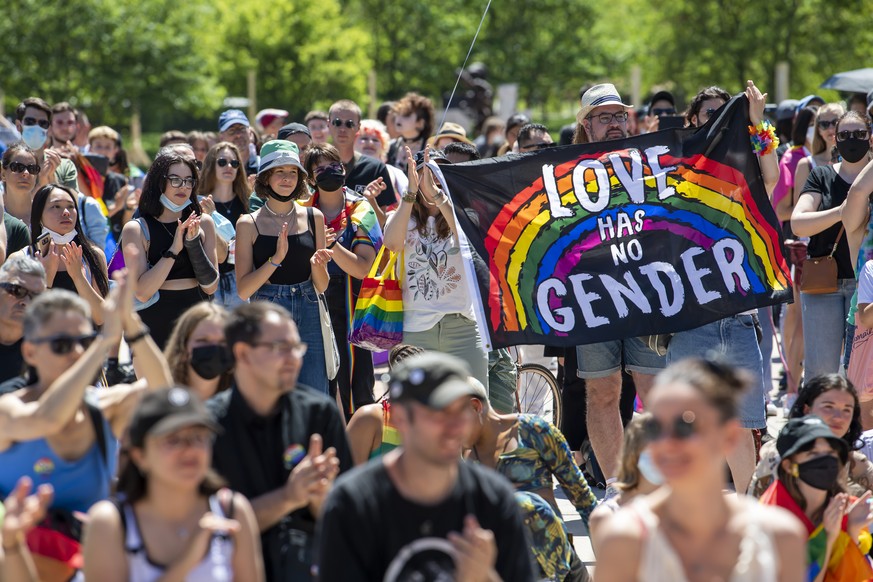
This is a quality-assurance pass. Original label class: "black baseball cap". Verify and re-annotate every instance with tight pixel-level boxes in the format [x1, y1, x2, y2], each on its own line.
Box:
[776, 415, 848, 463]
[388, 352, 477, 409]
[506, 113, 531, 133]
[414, 148, 449, 170]
[649, 90, 675, 107]
[277, 122, 312, 141]
[128, 387, 222, 447]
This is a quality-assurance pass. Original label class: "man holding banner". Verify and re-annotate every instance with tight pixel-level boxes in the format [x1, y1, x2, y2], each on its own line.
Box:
[438, 83, 792, 493]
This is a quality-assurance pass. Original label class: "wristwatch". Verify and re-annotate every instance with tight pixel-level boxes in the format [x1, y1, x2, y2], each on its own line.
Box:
[162, 249, 179, 260]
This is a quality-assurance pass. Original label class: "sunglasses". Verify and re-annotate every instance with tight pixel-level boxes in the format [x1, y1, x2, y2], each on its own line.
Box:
[837, 129, 870, 141]
[331, 118, 357, 129]
[165, 175, 197, 189]
[22, 116, 50, 130]
[520, 142, 557, 151]
[642, 411, 698, 441]
[652, 108, 676, 116]
[29, 332, 98, 355]
[216, 158, 240, 168]
[0, 282, 40, 301]
[3, 161, 40, 175]
[817, 119, 839, 130]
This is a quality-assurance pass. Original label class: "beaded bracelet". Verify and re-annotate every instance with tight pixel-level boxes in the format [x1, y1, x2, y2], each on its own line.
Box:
[402, 191, 418, 204]
[748, 120, 779, 156]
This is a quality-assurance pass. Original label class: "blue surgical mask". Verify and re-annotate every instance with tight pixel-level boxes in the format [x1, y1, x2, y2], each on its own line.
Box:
[638, 450, 665, 486]
[160, 194, 192, 213]
[22, 125, 47, 150]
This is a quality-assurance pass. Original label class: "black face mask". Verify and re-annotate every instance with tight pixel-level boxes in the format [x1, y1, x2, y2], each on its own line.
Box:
[315, 169, 345, 192]
[267, 189, 295, 203]
[796, 455, 841, 491]
[190, 344, 234, 380]
[837, 138, 870, 163]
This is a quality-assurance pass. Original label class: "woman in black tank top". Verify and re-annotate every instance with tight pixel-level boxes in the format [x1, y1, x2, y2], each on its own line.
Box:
[195, 142, 251, 309]
[235, 140, 331, 393]
[24, 184, 109, 323]
[120, 151, 219, 348]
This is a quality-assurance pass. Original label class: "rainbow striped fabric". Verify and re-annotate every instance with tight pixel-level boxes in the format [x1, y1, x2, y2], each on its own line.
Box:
[349, 245, 403, 351]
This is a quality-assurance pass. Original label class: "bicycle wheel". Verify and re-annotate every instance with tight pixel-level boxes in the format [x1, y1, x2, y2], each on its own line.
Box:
[515, 363, 562, 427]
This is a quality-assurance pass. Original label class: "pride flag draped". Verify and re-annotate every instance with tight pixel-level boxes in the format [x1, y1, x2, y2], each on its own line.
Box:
[438, 94, 792, 348]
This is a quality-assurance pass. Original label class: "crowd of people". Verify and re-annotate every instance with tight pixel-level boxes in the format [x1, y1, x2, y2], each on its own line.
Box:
[0, 79, 873, 581]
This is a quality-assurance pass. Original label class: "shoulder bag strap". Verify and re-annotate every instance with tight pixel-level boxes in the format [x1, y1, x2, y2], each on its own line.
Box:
[830, 225, 845, 258]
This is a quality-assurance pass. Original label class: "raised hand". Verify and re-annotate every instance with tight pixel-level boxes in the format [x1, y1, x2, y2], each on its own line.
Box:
[181, 212, 201, 242]
[746, 80, 767, 126]
[404, 146, 420, 194]
[363, 178, 387, 204]
[59, 241, 86, 282]
[848, 491, 873, 538]
[823, 493, 848, 539]
[2, 477, 53, 546]
[284, 434, 340, 510]
[273, 222, 289, 264]
[200, 195, 216, 215]
[449, 515, 498, 582]
[36, 240, 60, 282]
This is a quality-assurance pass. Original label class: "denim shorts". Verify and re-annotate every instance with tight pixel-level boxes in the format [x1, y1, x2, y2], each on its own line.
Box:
[667, 314, 766, 429]
[575, 336, 666, 379]
[252, 280, 328, 395]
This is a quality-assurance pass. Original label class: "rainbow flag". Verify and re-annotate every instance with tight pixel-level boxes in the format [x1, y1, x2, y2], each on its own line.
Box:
[439, 94, 792, 348]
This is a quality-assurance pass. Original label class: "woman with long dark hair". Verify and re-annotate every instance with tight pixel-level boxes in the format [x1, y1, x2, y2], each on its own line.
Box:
[196, 142, 250, 308]
[120, 150, 219, 348]
[302, 143, 382, 418]
[83, 387, 264, 580]
[21, 184, 108, 324]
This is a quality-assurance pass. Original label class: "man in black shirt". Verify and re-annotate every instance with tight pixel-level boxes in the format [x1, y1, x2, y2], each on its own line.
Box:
[328, 99, 397, 208]
[208, 301, 351, 581]
[0, 255, 46, 386]
[317, 352, 534, 582]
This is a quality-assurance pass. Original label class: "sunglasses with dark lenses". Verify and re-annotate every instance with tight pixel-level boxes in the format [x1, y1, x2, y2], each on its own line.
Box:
[817, 119, 839, 130]
[652, 108, 676, 116]
[642, 411, 698, 442]
[0, 282, 40, 301]
[216, 158, 240, 168]
[702, 108, 718, 119]
[30, 332, 99, 355]
[22, 116, 50, 130]
[837, 129, 870, 141]
[331, 118, 357, 129]
[3, 161, 41, 175]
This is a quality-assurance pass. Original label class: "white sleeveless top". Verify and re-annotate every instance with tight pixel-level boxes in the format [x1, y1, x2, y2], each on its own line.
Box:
[124, 495, 235, 582]
[633, 499, 778, 582]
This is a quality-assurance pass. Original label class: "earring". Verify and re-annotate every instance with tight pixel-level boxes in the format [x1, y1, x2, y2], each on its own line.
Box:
[791, 463, 799, 478]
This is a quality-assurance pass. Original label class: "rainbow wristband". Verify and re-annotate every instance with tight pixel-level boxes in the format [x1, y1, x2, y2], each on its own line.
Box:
[748, 120, 779, 156]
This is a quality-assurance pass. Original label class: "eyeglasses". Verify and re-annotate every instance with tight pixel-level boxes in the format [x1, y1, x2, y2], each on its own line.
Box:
[160, 431, 215, 451]
[3, 161, 41, 175]
[837, 129, 870, 141]
[817, 119, 839, 130]
[164, 175, 197, 189]
[28, 332, 98, 355]
[22, 116, 50, 130]
[586, 111, 629, 125]
[652, 108, 676, 116]
[249, 340, 307, 357]
[216, 158, 240, 168]
[520, 142, 557, 151]
[0, 282, 41, 301]
[642, 411, 698, 442]
[331, 118, 357, 129]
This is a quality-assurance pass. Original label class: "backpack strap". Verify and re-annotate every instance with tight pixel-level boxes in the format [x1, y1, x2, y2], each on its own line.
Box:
[306, 206, 315, 236]
[135, 216, 150, 252]
[85, 397, 108, 467]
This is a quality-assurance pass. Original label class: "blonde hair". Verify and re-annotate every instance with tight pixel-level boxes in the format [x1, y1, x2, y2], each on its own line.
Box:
[813, 103, 845, 155]
[358, 119, 389, 154]
[88, 125, 120, 144]
[614, 413, 654, 492]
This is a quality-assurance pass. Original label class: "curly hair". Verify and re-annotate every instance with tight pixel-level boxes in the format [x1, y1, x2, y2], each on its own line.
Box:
[392, 93, 435, 141]
[685, 86, 730, 127]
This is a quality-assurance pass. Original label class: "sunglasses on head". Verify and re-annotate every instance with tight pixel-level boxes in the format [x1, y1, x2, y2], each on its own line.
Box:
[22, 116, 50, 130]
[331, 118, 357, 129]
[837, 129, 870, 141]
[642, 411, 698, 442]
[29, 332, 98, 355]
[817, 119, 839, 130]
[0, 282, 40, 301]
[216, 158, 240, 168]
[3, 161, 40, 175]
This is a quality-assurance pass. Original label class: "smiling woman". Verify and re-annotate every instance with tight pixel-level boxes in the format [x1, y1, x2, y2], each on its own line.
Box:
[595, 357, 806, 582]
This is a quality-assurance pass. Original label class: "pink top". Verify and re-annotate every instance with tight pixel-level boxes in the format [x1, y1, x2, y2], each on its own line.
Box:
[771, 146, 810, 209]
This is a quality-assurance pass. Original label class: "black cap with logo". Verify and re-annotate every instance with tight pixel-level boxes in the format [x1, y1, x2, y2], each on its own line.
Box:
[128, 387, 222, 447]
[776, 415, 848, 463]
[388, 352, 477, 410]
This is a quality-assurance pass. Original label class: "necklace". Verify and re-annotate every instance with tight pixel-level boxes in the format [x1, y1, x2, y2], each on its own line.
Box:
[262, 201, 296, 218]
[157, 219, 176, 239]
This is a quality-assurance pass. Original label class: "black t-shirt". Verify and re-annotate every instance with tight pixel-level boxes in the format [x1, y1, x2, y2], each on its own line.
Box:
[4, 213, 30, 255]
[0, 339, 24, 384]
[801, 165, 854, 279]
[316, 459, 535, 582]
[207, 385, 353, 581]
[345, 153, 396, 208]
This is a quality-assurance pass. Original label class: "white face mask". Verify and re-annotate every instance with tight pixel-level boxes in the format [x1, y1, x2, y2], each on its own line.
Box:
[22, 125, 48, 150]
[160, 194, 192, 213]
[806, 126, 816, 145]
[637, 450, 665, 486]
[41, 226, 77, 245]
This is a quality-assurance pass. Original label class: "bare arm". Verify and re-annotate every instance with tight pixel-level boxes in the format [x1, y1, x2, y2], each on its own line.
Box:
[82, 501, 130, 582]
[746, 81, 779, 197]
[309, 208, 330, 294]
[121, 220, 174, 303]
[843, 158, 873, 234]
[345, 403, 383, 465]
[0, 202, 7, 267]
[230, 493, 265, 582]
[196, 214, 220, 295]
[791, 192, 841, 238]
[330, 242, 376, 281]
[589, 511, 643, 581]
[383, 146, 420, 253]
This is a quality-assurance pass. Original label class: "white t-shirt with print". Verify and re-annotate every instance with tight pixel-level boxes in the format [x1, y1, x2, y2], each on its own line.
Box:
[402, 217, 475, 332]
